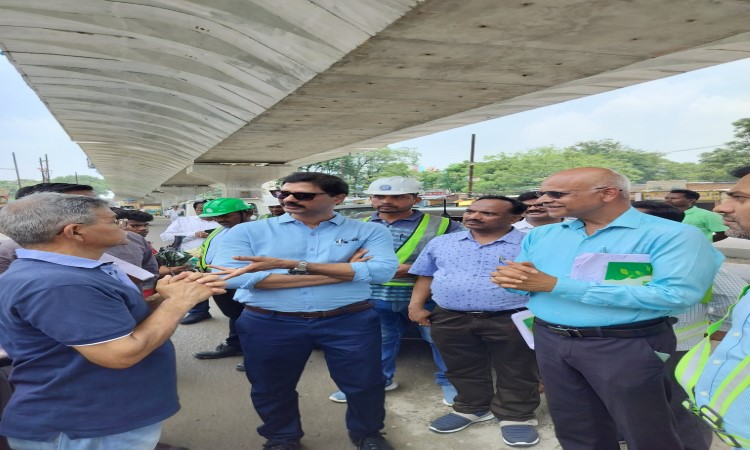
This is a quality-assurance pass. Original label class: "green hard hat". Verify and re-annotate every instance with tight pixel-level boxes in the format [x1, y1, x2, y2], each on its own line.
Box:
[199, 198, 252, 217]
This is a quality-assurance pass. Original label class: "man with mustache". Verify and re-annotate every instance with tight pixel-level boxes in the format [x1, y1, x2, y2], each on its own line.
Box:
[513, 191, 565, 233]
[408, 196, 541, 447]
[676, 165, 750, 448]
[492, 167, 723, 450]
[328, 177, 462, 406]
[211, 172, 398, 450]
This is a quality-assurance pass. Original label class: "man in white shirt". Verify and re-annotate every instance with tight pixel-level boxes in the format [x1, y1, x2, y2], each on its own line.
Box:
[160, 201, 219, 252]
[512, 192, 564, 233]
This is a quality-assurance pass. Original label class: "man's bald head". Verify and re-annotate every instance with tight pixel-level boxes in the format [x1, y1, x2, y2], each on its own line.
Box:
[538, 167, 631, 224]
[545, 168, 630, 198]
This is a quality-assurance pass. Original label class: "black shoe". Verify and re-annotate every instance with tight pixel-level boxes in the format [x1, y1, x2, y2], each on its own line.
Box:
[155, 443, 189, 450]
[180, 311, 212, 325]
[193, 343, 242, 359]
[262, 440, 300, 450]
[350, 433, 394, 450]
[236, 362, 245, 372]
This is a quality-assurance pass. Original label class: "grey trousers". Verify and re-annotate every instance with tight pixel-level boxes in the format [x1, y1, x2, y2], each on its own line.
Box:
[430, 307, 540, 421]
[535, 323, 682, 450]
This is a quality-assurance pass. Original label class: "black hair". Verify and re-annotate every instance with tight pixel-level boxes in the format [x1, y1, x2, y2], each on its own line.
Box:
[475, 195, 528, 215]
[669, 189, 700, 201]
[114, 209, 154, 222]
[730, 166, 750, 178]
[282, 172, 349, 196]
[632, 201, 685, 222]
[516, 191, 539, 202]
[15, 183, 94, 199]
[192, 200, 207, 209]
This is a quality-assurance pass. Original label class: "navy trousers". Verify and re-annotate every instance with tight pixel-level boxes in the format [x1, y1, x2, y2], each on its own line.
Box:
[236, 306, 385, 442]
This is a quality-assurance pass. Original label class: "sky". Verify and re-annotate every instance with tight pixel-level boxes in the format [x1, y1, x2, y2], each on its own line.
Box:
[1, 54, 749, 183]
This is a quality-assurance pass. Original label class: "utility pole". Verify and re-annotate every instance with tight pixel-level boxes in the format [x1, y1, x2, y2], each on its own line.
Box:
[39, 154, 50, 183]
[467, 134, 476, 197]
[12, 152, 22, 189]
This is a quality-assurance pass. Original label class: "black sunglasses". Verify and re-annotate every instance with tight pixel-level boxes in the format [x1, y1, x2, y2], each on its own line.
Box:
[271, 190, 328, 201]
[534, 187, 614, 199]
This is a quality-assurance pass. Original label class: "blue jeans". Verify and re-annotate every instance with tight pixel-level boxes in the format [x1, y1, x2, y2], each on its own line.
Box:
[7, 422, 161, 450]
[373, 300, 450, 386]
[237, 306, 385, 442]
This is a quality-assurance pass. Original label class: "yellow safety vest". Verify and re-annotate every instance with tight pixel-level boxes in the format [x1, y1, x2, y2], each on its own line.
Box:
[197, 227, 224, 272]
[675, 285, 750, 448]
[362, 213, 450, 287]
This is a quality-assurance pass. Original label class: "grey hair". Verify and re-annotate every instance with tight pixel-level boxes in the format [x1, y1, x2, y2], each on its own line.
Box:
[601, 171, 631, 197]
[0, 193, 111, 246]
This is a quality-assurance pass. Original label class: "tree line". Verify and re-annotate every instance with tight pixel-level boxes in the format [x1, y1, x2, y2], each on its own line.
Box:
[301, 118, 750, 195]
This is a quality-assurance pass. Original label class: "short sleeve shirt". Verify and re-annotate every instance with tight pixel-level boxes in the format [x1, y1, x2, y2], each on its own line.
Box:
[0, 252, 179, 440]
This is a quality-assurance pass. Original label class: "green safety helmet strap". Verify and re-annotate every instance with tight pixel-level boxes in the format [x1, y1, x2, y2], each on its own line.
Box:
[199, 198, 253, 217]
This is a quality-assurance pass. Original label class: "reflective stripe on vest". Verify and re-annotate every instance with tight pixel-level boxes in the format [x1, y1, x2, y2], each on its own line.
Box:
[675, 320, 710, 344]
[675, 284, 750, 447]
[363, 214, 450, 287]
[197, 227, 224, 272]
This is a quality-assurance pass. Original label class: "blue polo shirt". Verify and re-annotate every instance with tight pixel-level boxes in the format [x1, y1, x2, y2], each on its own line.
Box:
[516, 207, 724, 327]
[0, 250, 179, 440]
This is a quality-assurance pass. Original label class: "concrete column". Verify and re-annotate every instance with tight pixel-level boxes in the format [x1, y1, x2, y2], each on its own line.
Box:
[187, 164, 296, 199]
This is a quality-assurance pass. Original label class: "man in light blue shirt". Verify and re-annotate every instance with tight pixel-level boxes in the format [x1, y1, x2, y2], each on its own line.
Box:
[683, 165, 750, 448]
[211, 172, 398, 450]
[492, 167, 723, 450]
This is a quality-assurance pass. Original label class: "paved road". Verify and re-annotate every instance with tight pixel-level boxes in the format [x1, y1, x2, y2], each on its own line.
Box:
[148, 218, 731, 450]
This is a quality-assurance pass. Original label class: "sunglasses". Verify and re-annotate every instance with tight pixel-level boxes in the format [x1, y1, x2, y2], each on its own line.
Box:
[534, 187, 614, 199]
[271, 190, 328, 201]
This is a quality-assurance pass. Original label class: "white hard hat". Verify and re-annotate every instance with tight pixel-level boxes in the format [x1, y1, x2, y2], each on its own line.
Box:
[263, 193, 281, 206]
[363, 177, 423, 195]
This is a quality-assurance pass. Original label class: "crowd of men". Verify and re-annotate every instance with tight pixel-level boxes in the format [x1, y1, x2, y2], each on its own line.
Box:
[0, 167, 749, 450]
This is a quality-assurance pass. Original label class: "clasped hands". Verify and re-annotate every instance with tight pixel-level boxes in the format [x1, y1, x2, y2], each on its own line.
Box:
[490, 260, 557, 292]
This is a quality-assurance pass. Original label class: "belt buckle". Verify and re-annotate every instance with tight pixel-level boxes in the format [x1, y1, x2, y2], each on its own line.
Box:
[467, 311, 489, 318]
[298, 312, 321, 319]
[549, 326, 582, 338]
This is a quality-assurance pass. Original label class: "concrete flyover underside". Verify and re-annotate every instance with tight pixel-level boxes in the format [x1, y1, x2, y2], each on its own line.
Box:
[1, 0, 750, 198]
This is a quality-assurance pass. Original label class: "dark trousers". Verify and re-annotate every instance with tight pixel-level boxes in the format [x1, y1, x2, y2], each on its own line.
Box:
[429, 307, 540, 421]
[237, 307, 385, 442]
[187, 299, 210, 315]
[667, 350, 713, 450]
[535, 324, 682, 450]
[212, 290, 243, 349]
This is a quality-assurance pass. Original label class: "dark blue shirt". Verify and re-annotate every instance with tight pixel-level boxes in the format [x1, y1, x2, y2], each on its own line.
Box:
[0, 250, 179, 440]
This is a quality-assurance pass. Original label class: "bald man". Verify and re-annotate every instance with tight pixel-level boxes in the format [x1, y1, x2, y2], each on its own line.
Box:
[492, 168, 723, 450]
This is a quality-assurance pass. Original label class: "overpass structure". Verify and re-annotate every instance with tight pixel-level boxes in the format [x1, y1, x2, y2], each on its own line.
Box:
[1, 0, 750, 202]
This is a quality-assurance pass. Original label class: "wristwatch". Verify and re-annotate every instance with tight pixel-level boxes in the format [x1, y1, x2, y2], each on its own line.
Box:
[288, 260, 308, 275]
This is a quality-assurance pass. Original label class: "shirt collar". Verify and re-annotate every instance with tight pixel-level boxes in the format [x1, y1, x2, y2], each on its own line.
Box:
[16, 248, 107, 268]
[457, 227, 524, 244]
[279, 212, 345, 225]
[370, 210, 423, 223]
[561, 207, 643, 231]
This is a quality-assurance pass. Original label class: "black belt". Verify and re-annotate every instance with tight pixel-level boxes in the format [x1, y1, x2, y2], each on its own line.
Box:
[442, 307, 526, 319]
[534, 317, 676, 338]
[244, 301, 372, 319]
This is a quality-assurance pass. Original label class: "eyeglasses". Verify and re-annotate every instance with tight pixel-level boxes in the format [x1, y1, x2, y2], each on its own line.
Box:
[534, 187, 615, 199]
[271, 190, 328, 201]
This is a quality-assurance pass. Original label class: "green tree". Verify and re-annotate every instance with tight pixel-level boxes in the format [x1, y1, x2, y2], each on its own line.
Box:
[698, 118, 750, 179]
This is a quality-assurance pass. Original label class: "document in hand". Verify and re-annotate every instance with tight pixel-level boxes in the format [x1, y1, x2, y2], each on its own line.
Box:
[571, 253, 652, 286]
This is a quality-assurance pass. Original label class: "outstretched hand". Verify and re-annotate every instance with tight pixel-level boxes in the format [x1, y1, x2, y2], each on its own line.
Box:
[209, 256, 291, 280]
